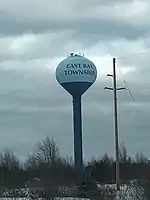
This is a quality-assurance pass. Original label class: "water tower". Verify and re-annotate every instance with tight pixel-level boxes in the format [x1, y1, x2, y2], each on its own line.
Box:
[56, 53, 97, 171]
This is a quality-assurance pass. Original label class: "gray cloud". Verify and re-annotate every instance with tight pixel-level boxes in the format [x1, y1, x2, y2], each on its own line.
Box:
[0, 0, 149, 62]
[0, 0, 149, 44]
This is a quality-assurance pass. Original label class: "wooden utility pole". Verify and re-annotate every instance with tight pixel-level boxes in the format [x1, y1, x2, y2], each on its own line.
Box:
[105, 58, 126, 190]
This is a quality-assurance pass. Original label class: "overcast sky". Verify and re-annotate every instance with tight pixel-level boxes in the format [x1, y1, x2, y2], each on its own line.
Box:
[0, 0, 150, 161]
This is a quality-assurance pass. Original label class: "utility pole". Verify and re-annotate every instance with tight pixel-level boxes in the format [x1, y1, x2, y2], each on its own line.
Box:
[104, 58, 126, 191]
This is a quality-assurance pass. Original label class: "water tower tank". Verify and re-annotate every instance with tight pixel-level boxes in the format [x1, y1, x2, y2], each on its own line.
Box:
[56, 54, 97, 96]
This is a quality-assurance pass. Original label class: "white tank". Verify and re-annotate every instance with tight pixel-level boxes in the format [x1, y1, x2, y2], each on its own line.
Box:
[56, 53, 97, 96]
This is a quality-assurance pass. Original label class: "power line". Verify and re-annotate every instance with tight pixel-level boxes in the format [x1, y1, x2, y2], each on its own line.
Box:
[117, 64, 136, 103]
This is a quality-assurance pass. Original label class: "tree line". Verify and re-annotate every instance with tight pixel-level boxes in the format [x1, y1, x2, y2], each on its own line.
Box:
[0, 137, 150, 190]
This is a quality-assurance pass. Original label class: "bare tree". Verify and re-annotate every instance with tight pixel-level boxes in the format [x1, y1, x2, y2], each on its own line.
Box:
[25, 137, 59, 169]
[0, 149, 20, 170]
[135, 153, 149, 165]
[119, 143, 128, 163]
[0, 150, 23, 189]
[119, 143, 133, 164]
[101, 153, 114, 165]
[37, 137, 59, 164]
